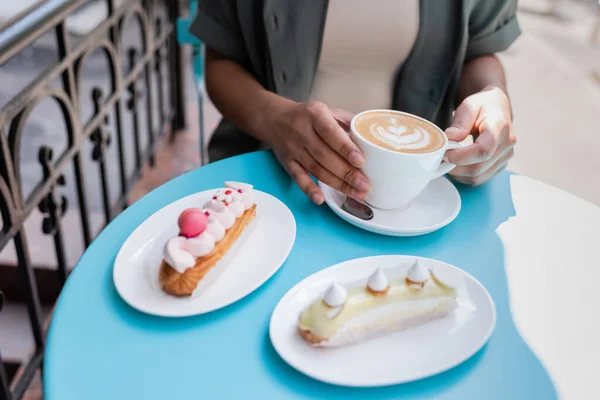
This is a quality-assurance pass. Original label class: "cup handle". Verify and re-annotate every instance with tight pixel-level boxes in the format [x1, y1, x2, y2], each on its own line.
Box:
[430, 140, 462, 180]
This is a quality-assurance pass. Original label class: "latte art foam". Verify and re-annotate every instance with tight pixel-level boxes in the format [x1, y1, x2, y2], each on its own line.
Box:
[371, 118, 431, 150]
[354, 112, 445, 154]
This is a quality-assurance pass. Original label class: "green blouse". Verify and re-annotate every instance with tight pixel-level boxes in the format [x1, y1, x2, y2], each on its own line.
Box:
[190, 0, 521, 161]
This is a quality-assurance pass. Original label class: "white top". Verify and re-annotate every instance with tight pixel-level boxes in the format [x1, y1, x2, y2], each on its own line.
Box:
[308, 0, 420, 114]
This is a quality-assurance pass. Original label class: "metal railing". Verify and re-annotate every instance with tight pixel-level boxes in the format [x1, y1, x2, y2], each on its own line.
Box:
[0, 1, 186, 398]
[177, 0, 206, 165]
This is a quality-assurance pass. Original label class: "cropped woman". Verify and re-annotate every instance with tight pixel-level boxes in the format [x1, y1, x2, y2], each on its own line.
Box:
[190, 0, 520, 204]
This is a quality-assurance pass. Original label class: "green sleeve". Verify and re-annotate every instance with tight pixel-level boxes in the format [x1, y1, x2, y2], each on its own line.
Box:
[466, 0, 521, 60]
[189, 0, 247, 65]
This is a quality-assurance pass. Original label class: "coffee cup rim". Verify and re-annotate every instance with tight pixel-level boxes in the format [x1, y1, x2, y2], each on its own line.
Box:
[350, 109, 448, 156]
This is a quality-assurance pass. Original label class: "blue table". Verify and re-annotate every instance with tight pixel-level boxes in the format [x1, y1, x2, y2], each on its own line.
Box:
[44, 151, 557, 399]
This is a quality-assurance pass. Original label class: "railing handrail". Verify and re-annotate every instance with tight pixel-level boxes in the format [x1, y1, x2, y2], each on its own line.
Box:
[0, 0, 46, 32]
[0, 0, 84, 65]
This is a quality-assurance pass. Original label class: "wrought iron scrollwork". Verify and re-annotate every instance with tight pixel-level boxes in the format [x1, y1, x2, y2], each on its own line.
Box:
[0, 173, 15, 242]
[36, 145, 69, 288]
[90, 87, 113, 222]
[90, 88, 113, 162]
[127, 47, 144, 171]
[37, 147, 68, 236]
[127, 49, 145, 112]
[154, 19, 167, 129]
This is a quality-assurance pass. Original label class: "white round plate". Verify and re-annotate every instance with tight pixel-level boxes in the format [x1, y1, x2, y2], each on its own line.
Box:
[114, 190, 296, 317]
[319, 177, 461, 236]
[270, 255, 496, 387]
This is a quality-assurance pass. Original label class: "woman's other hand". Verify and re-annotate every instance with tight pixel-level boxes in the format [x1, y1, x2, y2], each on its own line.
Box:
[265, 101, 370, 204]
[445, 85, 516, 186]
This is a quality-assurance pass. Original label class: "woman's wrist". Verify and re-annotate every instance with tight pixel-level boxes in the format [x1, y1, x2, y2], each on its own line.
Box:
[204, 49, 296, 145]
[481, 83, 507, 97]
[248, 91, 296, 146]
[457, 55, 506, 104]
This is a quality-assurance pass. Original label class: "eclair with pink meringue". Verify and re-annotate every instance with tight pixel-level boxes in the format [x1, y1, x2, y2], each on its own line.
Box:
[159, 182, 256, 297]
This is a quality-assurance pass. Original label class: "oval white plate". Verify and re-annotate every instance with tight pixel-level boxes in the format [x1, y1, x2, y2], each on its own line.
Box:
[270, 255, 495, 387]
[114, 190, 296, 317]
[319, 177, 461, 236]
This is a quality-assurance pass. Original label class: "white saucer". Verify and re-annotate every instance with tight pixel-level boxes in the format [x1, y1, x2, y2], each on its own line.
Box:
[113, 190, 296, 317]
[319, 177, 461, 236]
[269, 255, 496, 387]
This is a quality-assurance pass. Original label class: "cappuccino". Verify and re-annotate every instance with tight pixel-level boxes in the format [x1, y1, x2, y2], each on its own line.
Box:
[354, 111, 444, 154]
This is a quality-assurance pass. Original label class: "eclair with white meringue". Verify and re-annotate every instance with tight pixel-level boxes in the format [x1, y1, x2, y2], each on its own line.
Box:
[159, 182, 256, 297]
[298, 260, 458, 347]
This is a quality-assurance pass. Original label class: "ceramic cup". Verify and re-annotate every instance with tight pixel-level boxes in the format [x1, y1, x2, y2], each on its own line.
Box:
[350, 110, 461, 210]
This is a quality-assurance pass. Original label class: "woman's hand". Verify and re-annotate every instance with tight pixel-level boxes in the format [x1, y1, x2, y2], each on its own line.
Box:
[265, 101, 371, 205]
[445, 85, 516, 185]
[204, 48, 369, 204]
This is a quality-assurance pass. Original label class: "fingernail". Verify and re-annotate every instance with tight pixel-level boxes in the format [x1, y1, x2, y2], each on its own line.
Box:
[348, 151, 365, 167]
[311, 192, 323, 204]
[354, 178, 370, 192]
[352, 190, 368, 201]
[445, 127, 458, 136]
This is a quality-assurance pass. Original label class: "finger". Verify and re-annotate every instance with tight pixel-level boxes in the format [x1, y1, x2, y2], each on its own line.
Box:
[308, 103, 365, 167]
[445, 98, 480, 142]
[298, 151, 368, 201]
[447, 107, 510, 166]
[306, 138, 370, 193]
[451, 148, 512, 186]
[450, 145, 514, 178]
[446, 112, 508, 167]
[329, 107, 355, 131]
[285, 159, 324, 204]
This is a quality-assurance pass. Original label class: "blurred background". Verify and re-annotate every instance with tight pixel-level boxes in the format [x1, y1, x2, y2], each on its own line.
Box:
[0, 0, 599, 398]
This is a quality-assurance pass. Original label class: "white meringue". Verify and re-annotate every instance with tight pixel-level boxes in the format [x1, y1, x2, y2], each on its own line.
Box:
[203, 209, 225, 241]
[213, 188, 245, 217]
[367, 268, 389, 293]
[407, 260, 429, 284]
[226, 201, 245, 217]
[225, 181, 252, 191]
[323, 282, 347, 307]
[225, 181, 255, 210]
[203, 199, 236, 229]
[164, 231, 217, 273]
[163, 236, 196, 273]
[184, 232, 215, 258]
[213, 188, 242, 203]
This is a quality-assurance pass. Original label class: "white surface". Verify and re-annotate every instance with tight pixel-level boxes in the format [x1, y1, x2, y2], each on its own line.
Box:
[349, 110, 456, 210]
[319, 176, 461, 236]
[498, 174, 600, 400]
[270, 255, 496, 387]
[113, 190, 296, 317]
